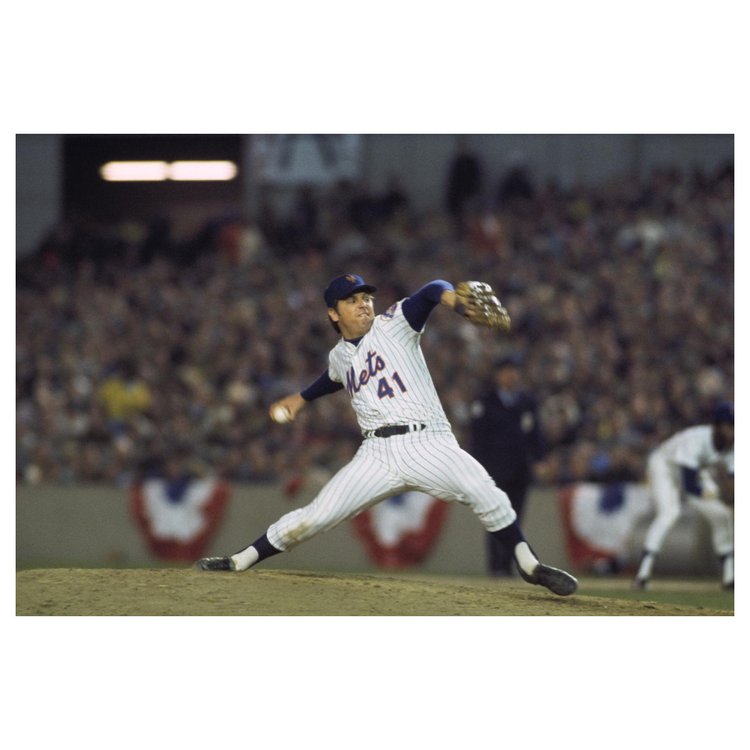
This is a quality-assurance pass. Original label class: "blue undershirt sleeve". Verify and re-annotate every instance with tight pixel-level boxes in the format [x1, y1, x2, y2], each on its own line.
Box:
[402, 280, 454, 332]
[300, 370, 344, 401]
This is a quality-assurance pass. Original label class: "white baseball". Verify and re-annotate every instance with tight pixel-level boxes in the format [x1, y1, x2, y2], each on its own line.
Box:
[271, 405, 292, 424]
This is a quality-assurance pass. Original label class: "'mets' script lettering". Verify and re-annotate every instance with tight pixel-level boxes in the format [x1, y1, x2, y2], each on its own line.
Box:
[346, 350, 386, 396]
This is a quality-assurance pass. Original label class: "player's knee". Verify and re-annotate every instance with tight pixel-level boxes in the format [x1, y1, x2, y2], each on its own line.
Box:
[290, 504, 343, 543]
[273, 507, 324, 548]
[461, 471, 497, 497]
[284, 519, 315, 545]
[461, 479, 514, 526]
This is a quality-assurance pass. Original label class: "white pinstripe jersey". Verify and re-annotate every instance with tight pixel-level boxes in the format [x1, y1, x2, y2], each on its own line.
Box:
[327, 299, 452, 434]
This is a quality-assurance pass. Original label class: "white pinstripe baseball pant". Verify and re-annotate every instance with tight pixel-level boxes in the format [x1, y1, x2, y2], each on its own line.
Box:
[266, 428, 517, 551]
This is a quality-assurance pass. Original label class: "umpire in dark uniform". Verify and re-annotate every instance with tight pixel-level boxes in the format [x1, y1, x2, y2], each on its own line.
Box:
[469, 354, 545, 576]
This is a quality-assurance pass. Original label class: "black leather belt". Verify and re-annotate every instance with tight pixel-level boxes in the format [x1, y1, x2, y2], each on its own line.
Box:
[365, 423, 426, 438]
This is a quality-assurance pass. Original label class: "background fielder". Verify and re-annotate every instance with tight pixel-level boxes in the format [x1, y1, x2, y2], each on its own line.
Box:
[633, 402, 734, 590]
[197, 273, 578, 596]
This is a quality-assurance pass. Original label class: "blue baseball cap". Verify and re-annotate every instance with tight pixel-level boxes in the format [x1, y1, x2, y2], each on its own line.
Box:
[713, 401, 734, 425]
[324, 274, 377, 308]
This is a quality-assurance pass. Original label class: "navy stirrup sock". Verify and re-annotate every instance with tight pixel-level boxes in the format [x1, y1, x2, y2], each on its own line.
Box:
[490, 520, 525, 550]
[252, 533, 282, 562]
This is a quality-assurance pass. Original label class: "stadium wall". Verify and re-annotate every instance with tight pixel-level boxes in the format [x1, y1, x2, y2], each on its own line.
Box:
[16, 482, 716, 576]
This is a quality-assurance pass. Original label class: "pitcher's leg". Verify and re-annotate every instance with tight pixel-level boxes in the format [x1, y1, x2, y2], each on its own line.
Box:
[398, 434, 516, 529]
[267, 454, 402, 551]
[399, 435, 577, 595]
[196, 449, 403, 572]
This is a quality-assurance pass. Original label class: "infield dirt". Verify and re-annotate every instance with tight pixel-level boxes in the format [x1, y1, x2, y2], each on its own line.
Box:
[16, 568, 732, 616]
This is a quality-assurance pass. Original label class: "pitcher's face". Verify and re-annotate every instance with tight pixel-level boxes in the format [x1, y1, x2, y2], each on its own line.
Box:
[328, 292, 375, 339]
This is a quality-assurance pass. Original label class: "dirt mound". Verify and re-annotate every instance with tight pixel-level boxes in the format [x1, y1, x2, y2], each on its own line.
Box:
[16, 568, 730, 616]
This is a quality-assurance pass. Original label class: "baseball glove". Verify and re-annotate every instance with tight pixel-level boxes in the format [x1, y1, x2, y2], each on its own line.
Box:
[455, 281, 511, 331]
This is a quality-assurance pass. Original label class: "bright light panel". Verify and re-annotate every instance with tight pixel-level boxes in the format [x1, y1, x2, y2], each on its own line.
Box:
[169, 161, 238, 181]
[100, 161, 169, 181]
[100, 160, 238, 182]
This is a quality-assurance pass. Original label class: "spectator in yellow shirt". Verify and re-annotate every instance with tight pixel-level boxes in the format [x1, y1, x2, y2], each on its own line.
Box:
[97, 359, 152, 431]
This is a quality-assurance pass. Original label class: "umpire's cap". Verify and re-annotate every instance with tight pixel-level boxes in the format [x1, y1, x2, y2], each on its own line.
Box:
[713, 401, 734, 425]
[494, 353, 524, 369]
[324, 274, 377, 308]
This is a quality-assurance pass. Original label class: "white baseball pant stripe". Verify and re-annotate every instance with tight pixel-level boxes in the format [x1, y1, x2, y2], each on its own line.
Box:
[643, 452, 733, 555]
[266, 430, 517, 551]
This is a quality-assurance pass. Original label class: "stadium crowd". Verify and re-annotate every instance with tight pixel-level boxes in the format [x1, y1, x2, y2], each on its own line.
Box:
[16, 160, 734, 490]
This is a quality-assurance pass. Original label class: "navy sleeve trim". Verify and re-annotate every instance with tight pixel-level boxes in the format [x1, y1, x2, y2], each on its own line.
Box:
[402, 280, 454, 331]
[300, 371, 344, 401]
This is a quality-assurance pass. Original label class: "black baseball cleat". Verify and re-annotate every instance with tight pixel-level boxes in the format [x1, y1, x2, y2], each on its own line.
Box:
[632, 577, 650, 591]
[518, 563, 578, 596]
[194, 556, 236, 571]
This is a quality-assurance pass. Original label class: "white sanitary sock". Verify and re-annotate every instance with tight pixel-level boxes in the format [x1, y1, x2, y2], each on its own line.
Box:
[514, 542, 539, 576]
[636, 552, 656, 581]
[231, 545, 260, 571]
[721, 553, 734, 586]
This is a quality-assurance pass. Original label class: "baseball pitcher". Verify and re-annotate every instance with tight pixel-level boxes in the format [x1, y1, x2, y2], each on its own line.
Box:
[196, 275, 578, 596]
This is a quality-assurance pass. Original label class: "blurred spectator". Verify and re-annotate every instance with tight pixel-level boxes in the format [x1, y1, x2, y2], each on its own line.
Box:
[445, 136, 483, 232]
[15, 162, 734, 490]
[379, 174, 410, 221]
[97, 358, 153, 433]
[497, 151, 534, 210]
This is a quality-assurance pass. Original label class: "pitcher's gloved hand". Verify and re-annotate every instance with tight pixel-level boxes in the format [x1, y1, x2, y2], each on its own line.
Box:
[455, 281, 511, 331]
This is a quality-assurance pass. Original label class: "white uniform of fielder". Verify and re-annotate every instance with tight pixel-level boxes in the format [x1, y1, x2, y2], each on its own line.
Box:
[635, 413, 734, 589]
